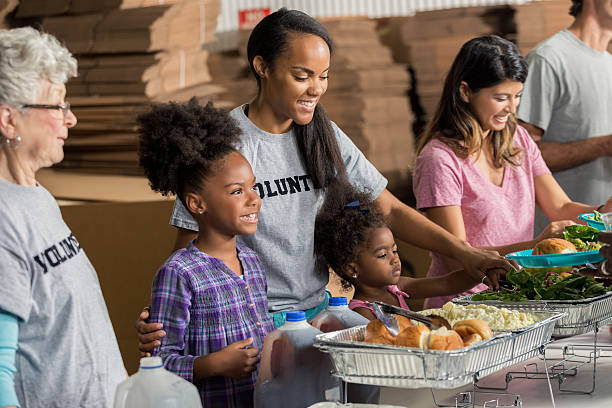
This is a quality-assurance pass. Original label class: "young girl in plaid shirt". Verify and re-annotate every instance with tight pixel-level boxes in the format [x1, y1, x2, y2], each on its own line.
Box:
[138, 99, 275, 408]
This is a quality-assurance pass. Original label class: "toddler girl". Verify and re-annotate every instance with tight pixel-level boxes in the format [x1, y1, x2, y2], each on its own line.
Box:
[314, 183, 484, 319]
[138, 99, 275, 408]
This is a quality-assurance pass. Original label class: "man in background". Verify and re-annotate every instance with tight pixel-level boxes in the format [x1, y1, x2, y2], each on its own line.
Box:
[517, 0, 612, 232]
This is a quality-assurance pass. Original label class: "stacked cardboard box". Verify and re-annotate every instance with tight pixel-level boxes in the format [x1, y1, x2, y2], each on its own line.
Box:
[515, 0, 573, 55]
[381, 6, 515, 125]
[11, 0, 222, 175]
[204, 48, 258, 108]
[515, 0, 612, 54]
[14, 0, 183, 17]
[321, 18, 415, 192]
[36, 0, 221, 98]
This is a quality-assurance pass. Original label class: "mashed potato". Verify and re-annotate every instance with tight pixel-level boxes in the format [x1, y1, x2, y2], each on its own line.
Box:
[420, 302, 537, 330]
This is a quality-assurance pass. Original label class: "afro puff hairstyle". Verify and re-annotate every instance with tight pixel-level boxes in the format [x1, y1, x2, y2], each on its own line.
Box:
[314, 181, 387, 289]
[137, 98, 242, 206]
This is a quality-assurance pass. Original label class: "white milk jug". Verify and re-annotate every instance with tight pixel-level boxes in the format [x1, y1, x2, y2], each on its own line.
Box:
[114, 356, 202, 408]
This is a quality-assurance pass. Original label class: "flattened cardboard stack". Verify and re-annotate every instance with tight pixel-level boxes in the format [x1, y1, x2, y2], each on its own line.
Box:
[11, 0, 222, 175]
[381, 6, 515, 125]
[514, 0, 573, 55]
[14, 0, 183, 17]
[321, 18, 415, 194]
[515, 0, 612, 54]
[204, 47, 257, 108]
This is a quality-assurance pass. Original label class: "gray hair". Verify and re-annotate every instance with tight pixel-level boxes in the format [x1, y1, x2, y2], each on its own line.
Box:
[0, 27, 77, 109]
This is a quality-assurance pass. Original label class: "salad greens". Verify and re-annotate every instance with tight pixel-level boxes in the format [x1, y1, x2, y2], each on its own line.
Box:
[563, 225, 602, 251]
[471, 267, 609, 301]
[591, 211, 603, 222]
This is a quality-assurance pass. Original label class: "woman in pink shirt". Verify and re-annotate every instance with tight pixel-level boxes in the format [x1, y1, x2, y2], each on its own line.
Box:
[413, 35, 612, 309]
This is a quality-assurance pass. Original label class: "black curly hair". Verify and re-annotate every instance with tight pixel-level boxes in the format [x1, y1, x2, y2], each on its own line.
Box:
[137, 98, 242, 208]
[314, 181, 387, 289]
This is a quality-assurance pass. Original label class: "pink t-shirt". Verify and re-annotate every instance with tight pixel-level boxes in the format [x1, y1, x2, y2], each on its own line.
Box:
[413, 126, 551, 309]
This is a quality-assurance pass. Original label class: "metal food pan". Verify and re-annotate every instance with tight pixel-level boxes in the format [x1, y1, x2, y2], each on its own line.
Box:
[314, 312, 563, 389]
[452, 291, 612, 338]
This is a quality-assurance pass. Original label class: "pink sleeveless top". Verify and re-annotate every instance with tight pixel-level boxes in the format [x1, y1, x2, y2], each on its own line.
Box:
[348, 285, 411, 314]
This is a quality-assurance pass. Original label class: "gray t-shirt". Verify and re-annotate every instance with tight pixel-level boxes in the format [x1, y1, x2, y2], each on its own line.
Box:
[517, 30, 612, 231]
[0, 180, 126, 407]
[171, 105, 387, 312]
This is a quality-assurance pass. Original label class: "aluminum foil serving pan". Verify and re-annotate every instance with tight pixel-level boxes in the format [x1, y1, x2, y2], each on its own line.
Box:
[452, 291, 612, 338]
[314, 312, 563, 389]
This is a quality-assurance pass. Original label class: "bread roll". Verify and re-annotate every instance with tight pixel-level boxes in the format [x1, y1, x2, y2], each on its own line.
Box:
[364, 320, 395, 345]
[462, 333, 483, 346]
[364, 315, 413, 345]
[395, 325, 430, 348]
[453, 319, 493, 342]
[426, 327, 464, 351]
[396, 315, 414, 331]
[533, 238, 577, 255]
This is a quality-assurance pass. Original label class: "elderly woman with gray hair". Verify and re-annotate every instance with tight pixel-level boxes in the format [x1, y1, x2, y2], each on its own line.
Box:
[0, 28, 125, 407]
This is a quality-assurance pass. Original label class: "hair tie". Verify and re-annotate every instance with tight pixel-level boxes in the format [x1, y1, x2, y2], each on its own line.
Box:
[344, 200, 369, 214]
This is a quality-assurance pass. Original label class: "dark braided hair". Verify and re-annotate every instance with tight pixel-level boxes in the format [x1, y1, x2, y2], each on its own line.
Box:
[247, 8, 347, 189]
[314, 181, 387, 289]
[137, 98, 242, 209]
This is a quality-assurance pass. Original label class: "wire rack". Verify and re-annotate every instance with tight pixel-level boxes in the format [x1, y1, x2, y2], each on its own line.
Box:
[452, 292, 612, 395]
[473, 317, 612, 396]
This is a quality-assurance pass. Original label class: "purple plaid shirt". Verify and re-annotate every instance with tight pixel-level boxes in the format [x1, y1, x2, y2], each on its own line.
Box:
[150, 242, 275, 408]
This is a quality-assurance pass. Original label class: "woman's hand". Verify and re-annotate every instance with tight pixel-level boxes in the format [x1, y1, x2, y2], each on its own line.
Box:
[534, 220, 575, 243]
[211, 338, 260, 379]
[135, 307, 166, 357]
[458, 246, 518, 290]
[599, 196, 612, 214]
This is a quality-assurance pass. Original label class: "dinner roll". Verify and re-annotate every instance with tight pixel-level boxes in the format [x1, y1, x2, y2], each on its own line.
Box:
[394, 325, 430, 348]
[426, 327, 464, 351]
[533, 238, 577, 255]
[396, 315, 414, 331]
[462, 333, 483, 346]
[453, 319, 493, 342]
[364, 319, 395, 345]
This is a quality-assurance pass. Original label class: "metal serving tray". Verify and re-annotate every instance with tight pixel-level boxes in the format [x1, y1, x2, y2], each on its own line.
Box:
[314, 312, 564, 389]
[452, 291, 612, 338]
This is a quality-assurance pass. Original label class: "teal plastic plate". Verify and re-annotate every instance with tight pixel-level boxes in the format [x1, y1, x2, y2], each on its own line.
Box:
[578, 213, 604, 231]
[506, 249, 605, 268]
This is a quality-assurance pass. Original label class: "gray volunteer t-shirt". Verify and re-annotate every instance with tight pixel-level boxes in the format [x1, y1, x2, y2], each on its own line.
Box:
[171, 105, 387, 312]
[517, 30, 612, 231]
[0, 180, 126, 407]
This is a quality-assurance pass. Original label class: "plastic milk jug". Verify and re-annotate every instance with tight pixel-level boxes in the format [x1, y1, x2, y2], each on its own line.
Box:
[311, 296, 370, 331]
[114, 357, 202, 408]
[311, 297, 380, 404]
[254, 311, 340, 408]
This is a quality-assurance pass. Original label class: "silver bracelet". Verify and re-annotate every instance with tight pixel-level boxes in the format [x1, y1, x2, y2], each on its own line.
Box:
[602, 260, 610, 276]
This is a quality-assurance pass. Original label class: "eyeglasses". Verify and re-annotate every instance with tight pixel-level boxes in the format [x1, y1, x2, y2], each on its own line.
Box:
[22, 101, 71, 119]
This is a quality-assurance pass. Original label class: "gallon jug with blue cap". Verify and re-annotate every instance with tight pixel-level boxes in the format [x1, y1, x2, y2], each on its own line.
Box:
[113, 356, 202, 408]
[254, 311, 339, 408]
[311, 296, 369, 332]
[311, 297, 380, 404]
